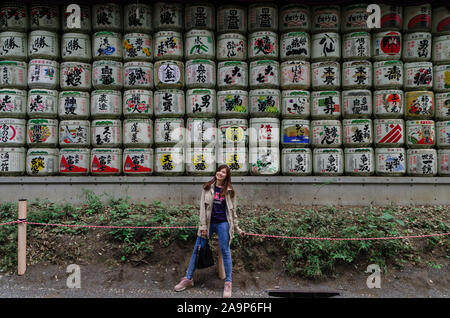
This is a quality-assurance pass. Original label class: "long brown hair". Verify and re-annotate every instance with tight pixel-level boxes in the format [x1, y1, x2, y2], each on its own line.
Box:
[203, 164, 235, 198]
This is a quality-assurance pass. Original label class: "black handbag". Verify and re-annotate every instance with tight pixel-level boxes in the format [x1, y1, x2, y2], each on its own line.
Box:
[195, 239, 215, 269]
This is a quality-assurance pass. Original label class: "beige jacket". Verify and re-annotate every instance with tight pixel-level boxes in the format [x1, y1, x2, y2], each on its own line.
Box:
[197, 182, 243, 246]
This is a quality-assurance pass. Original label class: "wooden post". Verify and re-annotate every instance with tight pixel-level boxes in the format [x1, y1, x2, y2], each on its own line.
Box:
[17, 199, 27, 276]
[218, 249, 225, 280]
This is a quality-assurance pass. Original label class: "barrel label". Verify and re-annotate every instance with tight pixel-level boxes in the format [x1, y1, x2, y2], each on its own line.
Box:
[92, 154, 119, 173]
[60, 153, 88, 173]
[124, 154, 152, 172]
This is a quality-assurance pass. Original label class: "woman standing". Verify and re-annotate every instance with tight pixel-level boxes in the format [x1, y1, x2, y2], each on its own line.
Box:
[174, 164, 244, 298]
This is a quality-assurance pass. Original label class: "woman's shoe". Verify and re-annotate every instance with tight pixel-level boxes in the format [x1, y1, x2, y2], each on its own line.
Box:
[223, 282, 232, 298]
[174, 277, 194, 292]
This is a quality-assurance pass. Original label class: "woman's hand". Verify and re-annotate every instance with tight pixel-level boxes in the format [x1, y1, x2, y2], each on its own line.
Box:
[200, 229, 207, 237]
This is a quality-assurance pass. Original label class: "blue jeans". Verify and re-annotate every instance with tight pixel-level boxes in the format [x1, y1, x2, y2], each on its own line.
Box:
[185, 222, 232, 282]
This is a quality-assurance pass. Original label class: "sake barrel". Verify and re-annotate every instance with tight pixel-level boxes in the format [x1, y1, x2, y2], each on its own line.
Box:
[406, 120, 435, 148]
[249, 60, 279, 89]
[344, 148, 374, 176]
[281, 148, 312, 176]
[374, 118, 405, 147]
[342, 89, 372, 118]
[248, 31, 278, 61]
[280, 60, 310, 90]
[186, 117, 216, 146]
[216, 5, 247, 34]
[373, 60, 404, 89]
[0, 31, 27, 61]
[59, 120, 90, 148]
[438, 149, 450, 175]
[313, 148, 343, 176]
[123, 148, 154, 175]
[280, 31, 310, 61]
[61, 33, 91, 62]
[91, 148, 122, 176]
[249, 117, 280, 147]
[153, 31, 183, 61]
[123, 61, 153, 90]
[433, 65, 450, 92]
[311, 120, 342, 148]
[435, 93, 450, 120]
[217, 90, 248, 118]
[248, 3, 278, 33]
[379, 4, 402, 31]
[279, 4, 310, 32]
[375, 147, 406, 176]
[342, 32, 371, 61]
[154, 118, 184, 147]
[92, 3, 122, 32]
[29, 5, 59, 32]
[405, 91, 434, 119]
[403, 4, 432, 33]
[0, 89, 26, 118]
[218, 61, 248, 90]
[27, 118, 58, 147]
[436, 121, 450, 148]
[0, 60, 27, 89]
[152, 2, 183, 32]
[0, 118, 26, 146]
[28, 59, 59, 90]
[154, 147, 184, 175]
[123, 119, 153, 148]
[407, 149, 437, 176]
[249, 146, 280, 176]
[91, 119, 122, 148]
[123, 89, 153, 118]
[281, 119, 310, 148]
[343, 119, 372, 147]
[154, 60, 184, 89]
[281, 90, 310, 119]
[432, 35, 450, 64]
[186, 88, 216, 118]
[373, 90, 404, 118]
[311, 91, 341, 120]
[92, 31, 122, 61]
[0, 147, 25, 175]
[185, 147, 216, 176]
[184, 3, 215, 31]
[60, 62, 91, 91]
[123, 4, 153, 34]
[58, 91, 90, 120]
[59, 148, 90, 175]
[342, 60, 372, 90]
[402, 32, 432, 62]
[311, 5, 340, 33]
[249, 89, 280, 117]
[341, 4, 370, 32]
[404, 62, 433, 91]
[91, 90, 121, 119]
[92, 60, 123, 90]
[26, 148, 58, 175]
[311, 61, 340, 90]
[0, 3, 28, 32]
[154, 89, 185, 117]
[217, 146, 248, 175]
[123, 33, 152, 62]
[218, 118, 248, 146]
[216, 33, 247, 61]
[185, 29, 215, 60]
[62, 4, 91, 34]
[372, 31, 402, 61]
[311, 32, 340, 61]
[27, 89, 58, 118]
[432, 6, 450, 35]
[185, 59, 215, 89]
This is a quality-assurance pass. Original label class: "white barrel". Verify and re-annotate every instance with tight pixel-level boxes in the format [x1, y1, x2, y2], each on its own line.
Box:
[92, 60, 123, 90]
[343, 89, 372, 118]
[154, 118, 184, 147]
[248, 31, 278, 60]
[30, 5, 59, 32]
[373, 60, 404, 89]
[379, 4, 402, 31]
[185, 3, 215, 31]
[311, 91, 341, 120]
[344, 148, 374, 176]
[311, 120, 342, 148]
[372, 31, 402, 61]
[217, 90, 248, 118]
[27, 118, 58, 147]
[62, 4, 91, 34]
[153, 2, 183, 32]
[341, 4, 370, 32]
[373, 90, 404, 118]
[433, 35, 450, 64]
[433, 65, 450, 92]
[28, 30, 58, 60]
[218, 61, 248, 90]
[279, 4, 310, 32]
[0, 3, 28, 32]
[153, 31, 183, 61]
[185, 29, 215, 60]
[311, 32, 340, 61]
[438, 149, 450, 176]
[281, 119, 310, 148]
[218, 118, 248, 146]
[91, 148, 122, 175]
[313, 148, 343, 176]
[375, 148, 406, 176]
[92, 3, 122, 32]
[342, 60, 372, 90]
[216, 33, 247, 61]
[92, 31, 122, 61]
[185, 147, 216, 176]
[26, 148, 58, 175]
[59, 148, 90, 175]
[407, 149, 437, 176]
[124, 4, 153, 34]
[436, 121, 450, 148]
[280, 60, 310, 90]
[60, 62, 92, 91]
[0, 147, 25, 175]
[406, 120, 435, 148]
[311, 5, 340, 33]
[404, 62, 433, 91]
[405, 91, 434, 119]
[282, 90, 310, 119]
[402, 32, 432, 62]
[374, 119, 404, 147]
[123, 33, 152, 62]
[123, 89, 153, 118]
[0, 118, 26, 146]
[91, 90, 122, 119]
[91, 119, 122, 148]
[154, 60, 184, 89]
[432, 6, 450, 35]
[185, 59, 215, 89]
[27, 89, 58, 118]
[154, 89, 185, 118]
[249, 89, 280, 117]
[343, 119, 373, 147]
[58, 91, 90, 120]
[123, 119, 153, 148]
[0, 89, 26, 118]
[28, 59, 59, 90]
[217, 146, 248, 175]
[186, 89, 216, 117]
[249, 117, 280, 147]
[249, 146, 280, 176]
[217, 5, 247, 34]
[0, 32, 27, 61]
[154, 147, 184, 175]
[249, 60, 279, 89]
[403, 4, 432, 32]
[123, 61, 153, 90]
[186, 117, 216, 146]
[248, 3, 278, 33]
[123, 148, 154, 175]
[280, 32, 310, 61]
[312, 61, 340, 90]
[342, 32, 371, 61]
[281, 148, 312, 175]
[61, 33, 91, 62]
[0, 61, 27, 89]
[59, 120, 90, 148]
[436, 93, 450, 120]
